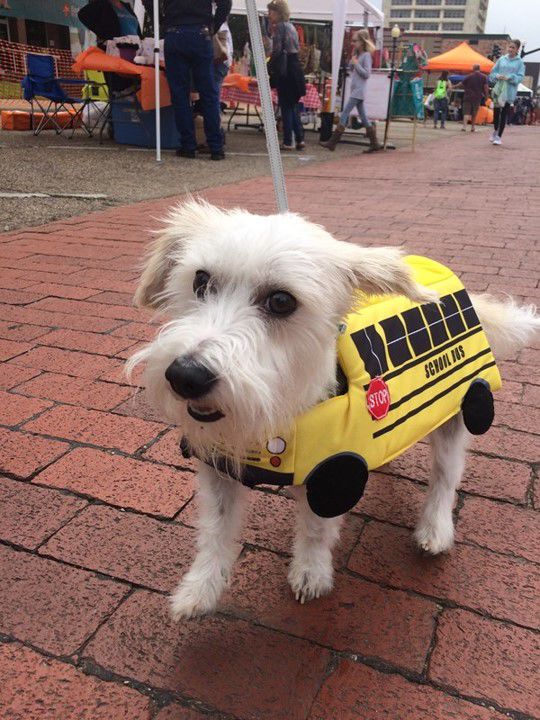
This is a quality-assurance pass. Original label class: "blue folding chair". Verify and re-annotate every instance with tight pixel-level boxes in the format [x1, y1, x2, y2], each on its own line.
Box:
[21, 53, 93, 136]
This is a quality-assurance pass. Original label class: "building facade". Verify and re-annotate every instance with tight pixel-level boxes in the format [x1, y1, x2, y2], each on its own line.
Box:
[0, 0, 85, 49]
[382, 0, 489, 35]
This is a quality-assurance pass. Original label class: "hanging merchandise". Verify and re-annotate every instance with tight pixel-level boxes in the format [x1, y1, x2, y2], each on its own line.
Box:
[391, 42, 427, 120]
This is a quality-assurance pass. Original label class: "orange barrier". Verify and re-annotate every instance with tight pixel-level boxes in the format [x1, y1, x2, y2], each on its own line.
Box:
[72, 47, 171, 111]
[1, 110, 31, 130]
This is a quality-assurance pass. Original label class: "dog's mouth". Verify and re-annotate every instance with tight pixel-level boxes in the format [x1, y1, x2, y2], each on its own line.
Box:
[187, 402, 225, 423]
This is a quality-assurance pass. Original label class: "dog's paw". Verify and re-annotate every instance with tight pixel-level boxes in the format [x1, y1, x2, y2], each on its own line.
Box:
[288, 561, 333, 604]
[169, 575, 224, 621]
[414, 517, 454, 555]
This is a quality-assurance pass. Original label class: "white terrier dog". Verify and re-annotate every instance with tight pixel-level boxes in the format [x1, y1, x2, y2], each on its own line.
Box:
[128, 200, 539, 620]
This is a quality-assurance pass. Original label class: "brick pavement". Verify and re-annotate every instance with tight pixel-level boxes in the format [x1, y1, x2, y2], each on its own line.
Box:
[0, 127, 539, 720]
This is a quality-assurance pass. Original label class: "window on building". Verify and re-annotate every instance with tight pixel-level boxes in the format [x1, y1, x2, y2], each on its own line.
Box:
[413, 22, 440, 30]
[415, 0, 442, 4]
[25, 19, 47, 47]
[390, 0, 412, 5]
[415, 9, 440, 17]
[0, 17, 10, 41]
[391, 10, 412, 18]
[444, 0, 466, 4]
[442, 22, 464, 30]
[443, 9, 465, 16]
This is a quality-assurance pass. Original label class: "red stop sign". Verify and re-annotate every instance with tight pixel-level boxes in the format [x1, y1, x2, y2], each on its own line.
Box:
[366, 377, 391, 420]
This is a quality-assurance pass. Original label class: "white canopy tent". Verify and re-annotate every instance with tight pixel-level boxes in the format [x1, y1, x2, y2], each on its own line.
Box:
[231, 0, 384, 113]
[231, 0, 383, 24]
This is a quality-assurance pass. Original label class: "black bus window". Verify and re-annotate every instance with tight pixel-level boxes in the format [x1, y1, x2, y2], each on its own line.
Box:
[379, 315, 413, 368]
[402, 306, 432, 356]
[351, 325, 389, 379]
[440, 294, 466, 337]
[421, 302, 449, 346]
[454, 289, 481, 330]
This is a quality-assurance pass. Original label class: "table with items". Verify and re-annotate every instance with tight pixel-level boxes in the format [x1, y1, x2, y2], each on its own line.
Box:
[72, 47, 322, 147]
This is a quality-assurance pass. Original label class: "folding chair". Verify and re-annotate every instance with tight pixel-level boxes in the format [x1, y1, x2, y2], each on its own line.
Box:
[21, 53, 92, 136]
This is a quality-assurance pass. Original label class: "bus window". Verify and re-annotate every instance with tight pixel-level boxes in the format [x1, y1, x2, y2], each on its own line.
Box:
[351, 325, 389, 379]
[402, 306, 432, 355]
[379, 315, 413, 367]
[421, 302, 449, 346]
[454, 289, 481, 330]
[440, 294, 466, 337]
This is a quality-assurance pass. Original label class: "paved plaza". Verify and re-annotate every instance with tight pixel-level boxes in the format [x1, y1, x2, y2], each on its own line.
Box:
[0, 126, 539, 719]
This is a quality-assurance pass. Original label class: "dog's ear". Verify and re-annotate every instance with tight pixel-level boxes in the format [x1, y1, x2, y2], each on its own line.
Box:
[133, 232, 177, 309]
[134, 199, 223, 309]
[335, 243, 438, 305]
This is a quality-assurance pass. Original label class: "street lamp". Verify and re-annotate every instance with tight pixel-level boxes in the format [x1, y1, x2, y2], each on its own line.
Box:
[383, 24, 401, 149]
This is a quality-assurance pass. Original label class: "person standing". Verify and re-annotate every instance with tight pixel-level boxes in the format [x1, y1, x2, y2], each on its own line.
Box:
[79, 0, 141, 46]
[267, 0, 306, 151]
[213, 20, 233, 99]
[148, 0, 231, 160]
[320, 29, 381, 152]
[489, 39, 525, 146]
[433, 71, 451, 129]
[458, 64, 488, 132]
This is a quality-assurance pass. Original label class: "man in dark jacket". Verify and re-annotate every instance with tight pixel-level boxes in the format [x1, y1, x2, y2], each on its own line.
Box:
[145, 0, 231, 160]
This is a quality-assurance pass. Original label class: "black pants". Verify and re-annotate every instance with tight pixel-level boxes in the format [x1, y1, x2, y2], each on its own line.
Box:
[494, 102, 510, 137]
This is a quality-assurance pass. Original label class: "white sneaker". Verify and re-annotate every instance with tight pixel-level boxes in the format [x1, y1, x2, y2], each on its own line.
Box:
[492, 136, 502, 145]
[489, 132, 497, 142]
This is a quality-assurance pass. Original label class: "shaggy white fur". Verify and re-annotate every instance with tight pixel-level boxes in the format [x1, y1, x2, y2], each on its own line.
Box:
[128, 200, 539, 618]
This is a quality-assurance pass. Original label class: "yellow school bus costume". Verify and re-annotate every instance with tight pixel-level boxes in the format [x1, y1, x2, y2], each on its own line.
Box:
[182, 256, 501, 517]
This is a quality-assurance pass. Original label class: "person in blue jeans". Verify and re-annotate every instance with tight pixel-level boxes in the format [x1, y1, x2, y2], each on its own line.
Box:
[267, 1, 306, 151]
[149, 0, 231, 160]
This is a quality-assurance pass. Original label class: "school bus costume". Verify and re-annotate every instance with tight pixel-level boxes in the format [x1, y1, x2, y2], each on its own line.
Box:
[182, 256, 501, 518]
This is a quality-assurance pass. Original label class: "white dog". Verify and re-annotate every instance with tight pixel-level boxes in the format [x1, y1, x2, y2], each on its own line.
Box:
[128, 200, 539, 620]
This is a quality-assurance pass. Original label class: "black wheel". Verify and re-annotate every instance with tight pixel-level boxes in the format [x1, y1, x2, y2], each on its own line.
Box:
[306, 453, 369, 518]
[462, 379, 494, 435]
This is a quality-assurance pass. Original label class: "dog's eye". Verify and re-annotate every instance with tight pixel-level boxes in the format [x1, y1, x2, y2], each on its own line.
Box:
[193, 270, 211, 298]
[264, 291, 297, 316]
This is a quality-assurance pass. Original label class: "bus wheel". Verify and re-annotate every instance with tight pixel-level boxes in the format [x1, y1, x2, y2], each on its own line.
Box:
[462, 379, 494, 435]
[306, 453, 368, 518]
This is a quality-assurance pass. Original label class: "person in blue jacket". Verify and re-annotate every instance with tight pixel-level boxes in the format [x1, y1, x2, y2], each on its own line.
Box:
[489, 39, 525, 145]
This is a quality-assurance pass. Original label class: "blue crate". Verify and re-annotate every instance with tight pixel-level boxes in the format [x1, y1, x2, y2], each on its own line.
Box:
[111, 97, 180, 149]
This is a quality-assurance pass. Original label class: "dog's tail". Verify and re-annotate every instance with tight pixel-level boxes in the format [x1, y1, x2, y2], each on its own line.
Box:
[471, 293, 540, 360]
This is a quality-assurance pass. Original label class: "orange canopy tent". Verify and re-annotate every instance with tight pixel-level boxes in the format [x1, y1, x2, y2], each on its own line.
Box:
[425, 42, 494, 73]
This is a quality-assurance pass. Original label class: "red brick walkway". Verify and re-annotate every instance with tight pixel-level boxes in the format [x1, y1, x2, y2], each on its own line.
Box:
[1, 128, 539, 720]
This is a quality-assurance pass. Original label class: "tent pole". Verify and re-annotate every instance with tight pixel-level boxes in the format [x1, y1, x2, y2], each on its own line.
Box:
[153, 0, 161, 162]
[245, 0, 288, 213]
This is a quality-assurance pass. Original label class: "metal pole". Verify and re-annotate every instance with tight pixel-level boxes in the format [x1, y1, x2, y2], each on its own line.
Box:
[153, 0, 161, 162]
[245, 0, 288, 213]
[383, 37, 397, 150]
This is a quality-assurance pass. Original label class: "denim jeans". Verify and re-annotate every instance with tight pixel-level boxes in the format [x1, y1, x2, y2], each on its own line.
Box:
[213, 61, 228, 97]
[340, 96, 371, 128]
[433, 98, 448, 126]
[164, 25, 223, 152]
[280, 102, 304, 146]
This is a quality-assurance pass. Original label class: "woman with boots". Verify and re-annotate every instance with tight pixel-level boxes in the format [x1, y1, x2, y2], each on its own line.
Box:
[320, 30, 381, 152]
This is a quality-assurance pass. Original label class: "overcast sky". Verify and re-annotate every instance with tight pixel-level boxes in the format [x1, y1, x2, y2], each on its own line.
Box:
[485, 0, 540, 60]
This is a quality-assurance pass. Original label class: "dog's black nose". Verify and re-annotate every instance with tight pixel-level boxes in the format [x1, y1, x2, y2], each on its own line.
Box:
[165, 357, 217, 399]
